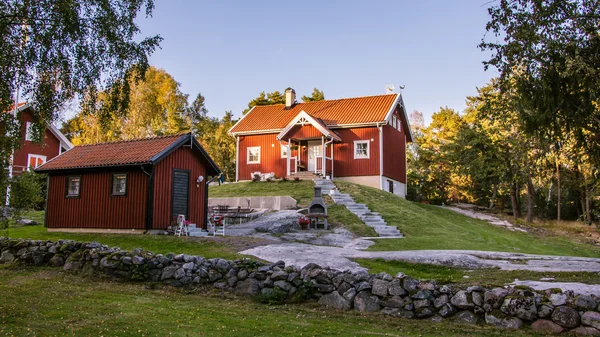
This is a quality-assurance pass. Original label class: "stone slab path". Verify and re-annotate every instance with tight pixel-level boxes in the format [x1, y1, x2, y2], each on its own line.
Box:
[441, 204, 528, 233]
[241, 243, 600, 274]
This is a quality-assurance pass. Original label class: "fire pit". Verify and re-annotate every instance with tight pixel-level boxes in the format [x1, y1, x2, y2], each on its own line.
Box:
[306, 186, 328, 229]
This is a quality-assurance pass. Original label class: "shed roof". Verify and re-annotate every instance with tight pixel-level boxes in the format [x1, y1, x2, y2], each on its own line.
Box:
[36, 133, 220, 175]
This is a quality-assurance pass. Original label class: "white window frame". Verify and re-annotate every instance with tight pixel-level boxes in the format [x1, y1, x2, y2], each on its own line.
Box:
[354, 140, 370, 159]
[247, 146, 261, 164]
[397, 118, 401, 132]
[281, 144, 288, 158]
[25, 122, 34, 141]
[392, 116, 397, 128]
[26, 154, 46, 170]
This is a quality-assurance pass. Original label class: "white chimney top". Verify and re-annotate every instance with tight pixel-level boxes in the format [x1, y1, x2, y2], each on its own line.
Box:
[285, 88, 296, 109]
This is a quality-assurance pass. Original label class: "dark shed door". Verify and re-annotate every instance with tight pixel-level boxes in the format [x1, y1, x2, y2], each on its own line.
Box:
[172, 169, 190, 219]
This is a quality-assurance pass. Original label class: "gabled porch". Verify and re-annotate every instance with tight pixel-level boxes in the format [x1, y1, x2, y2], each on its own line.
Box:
[276, 111, 341, 179]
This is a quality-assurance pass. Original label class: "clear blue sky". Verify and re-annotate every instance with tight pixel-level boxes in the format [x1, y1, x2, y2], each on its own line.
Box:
[136, 0, 498, 125]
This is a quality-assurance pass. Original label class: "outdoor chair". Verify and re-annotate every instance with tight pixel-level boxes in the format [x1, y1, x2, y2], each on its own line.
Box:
[175, 215, 188, 236]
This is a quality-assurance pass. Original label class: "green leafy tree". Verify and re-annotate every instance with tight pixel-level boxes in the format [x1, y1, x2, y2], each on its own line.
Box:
[1, 0, 161, 201]
[64, 67, 189, 143]
[301, 88, 325, 102]
[480, 0, 600, 166]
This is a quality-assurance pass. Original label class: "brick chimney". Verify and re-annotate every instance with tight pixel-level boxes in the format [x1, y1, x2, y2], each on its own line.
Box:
[285, 88, 296, 109]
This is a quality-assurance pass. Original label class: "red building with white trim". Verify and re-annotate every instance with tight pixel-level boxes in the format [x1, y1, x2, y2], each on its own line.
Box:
[229, 89, 413, 197]
[9, 102, 73, 174]
[36, 133, 220, 233]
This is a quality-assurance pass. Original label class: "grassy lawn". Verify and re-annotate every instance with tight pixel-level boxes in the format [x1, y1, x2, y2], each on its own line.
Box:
[6, 221, 270, 260]
[0, 266, 547, 337]
[335, 181, 600, 257]
[210, 181, 377, 237]
[356, 258, 600, 287]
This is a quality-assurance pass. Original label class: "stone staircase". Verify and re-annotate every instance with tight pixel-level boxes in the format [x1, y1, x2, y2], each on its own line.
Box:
[316, 179, 403, 238]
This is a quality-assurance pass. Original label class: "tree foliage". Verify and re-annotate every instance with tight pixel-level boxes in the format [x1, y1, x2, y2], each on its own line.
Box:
[62, 67, 189, 144]
[1, 0, 161, 201]
[480, 0, 600, 165]
[242, 88, 325, 114]
[301, 88, 325, 102]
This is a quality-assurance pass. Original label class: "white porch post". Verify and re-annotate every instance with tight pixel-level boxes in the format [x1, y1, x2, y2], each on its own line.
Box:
[321, 136, 325, 177]
[331, 142, 334, 179]
[286, 139, 291, 176]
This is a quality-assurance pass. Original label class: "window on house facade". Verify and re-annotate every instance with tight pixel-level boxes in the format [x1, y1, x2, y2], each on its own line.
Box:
[66, 176, 81, 197]
[397, 119, 401, 132]
[27, 154, 46, 170]
[354, 140, 370, 159]
[281, 144, 288, 158]
[112, 173, 127, 196]
[247, 146, 260, 164]
[25, 122, 34, 141]
[392, 116, 397, 128]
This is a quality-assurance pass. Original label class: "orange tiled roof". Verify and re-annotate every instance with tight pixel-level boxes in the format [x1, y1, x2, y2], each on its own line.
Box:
[230, 93, 399, 134]
[36, 134, 186, 171]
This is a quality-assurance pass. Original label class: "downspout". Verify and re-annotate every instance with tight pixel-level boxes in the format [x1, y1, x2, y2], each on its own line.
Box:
[235, 135, 239, 182]
[324, 136, 334, 179]
[142, 165, 154, 234]
[204, 174, 221, 229]
[377, 122, 384, 190]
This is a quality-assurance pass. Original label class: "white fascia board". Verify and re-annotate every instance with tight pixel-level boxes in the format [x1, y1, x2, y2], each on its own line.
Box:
[228, 106, 257, 136]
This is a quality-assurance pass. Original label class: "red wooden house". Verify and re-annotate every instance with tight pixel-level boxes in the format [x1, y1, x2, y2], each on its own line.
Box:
[36, 133, 220, 233]
[9, 102, 73, 174]
[229, 89, 413, 197]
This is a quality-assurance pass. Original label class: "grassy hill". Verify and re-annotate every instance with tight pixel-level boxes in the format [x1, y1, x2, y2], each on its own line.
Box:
[335, 181, 600, 257]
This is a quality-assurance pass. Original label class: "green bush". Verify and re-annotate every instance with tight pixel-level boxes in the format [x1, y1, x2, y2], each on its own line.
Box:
[9, 171, 47, 219]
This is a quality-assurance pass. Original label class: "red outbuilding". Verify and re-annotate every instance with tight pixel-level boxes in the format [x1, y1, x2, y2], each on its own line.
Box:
[229, 89, 413, 197]
[36, 133, 220, 233]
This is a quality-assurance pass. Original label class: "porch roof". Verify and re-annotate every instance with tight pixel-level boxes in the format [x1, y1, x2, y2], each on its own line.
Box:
[276, 111, 342, 142]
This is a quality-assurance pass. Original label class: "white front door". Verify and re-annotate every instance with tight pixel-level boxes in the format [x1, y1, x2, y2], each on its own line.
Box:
[307, 141, 321, 172]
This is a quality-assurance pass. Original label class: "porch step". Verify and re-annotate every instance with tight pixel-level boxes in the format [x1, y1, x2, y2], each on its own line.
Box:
[326, 181, 403, 238]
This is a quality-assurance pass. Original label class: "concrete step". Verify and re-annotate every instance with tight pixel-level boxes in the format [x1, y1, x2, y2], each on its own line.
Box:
[365, 221, 388, 226]
[378, 232, 403, 237]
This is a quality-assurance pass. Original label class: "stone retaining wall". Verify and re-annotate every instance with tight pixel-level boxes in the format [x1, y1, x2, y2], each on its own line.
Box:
[2, 237, 600, 335]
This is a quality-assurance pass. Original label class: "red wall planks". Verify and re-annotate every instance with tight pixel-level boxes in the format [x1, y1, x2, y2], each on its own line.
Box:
[152, 147, 207, 229]
[13, 109, 61, 174]
[382, 108, 407, 183]
[46, 170, 148, 229]
[238, 133, 287, 179]
[332, 127, 380, 177]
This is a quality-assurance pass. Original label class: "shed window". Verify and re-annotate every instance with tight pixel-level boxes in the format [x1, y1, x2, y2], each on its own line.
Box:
[392, 116, 397, 128]
[354, 140, 370, 159]
[66, 176, 81, 197]
[112, 173, 127, 196]
[247, 146, 260, 164]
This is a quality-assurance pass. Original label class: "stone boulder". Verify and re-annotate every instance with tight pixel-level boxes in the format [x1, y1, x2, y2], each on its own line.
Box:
[371, 279, 389, 297]
[582, 311, 600, 330]
[318, 291, 351, 311]
[485, 310, 523, 329]
[573, 326, 600, 336]
[0, 250, 15, 263]
[354, 291, 380, 312]
[254, 211, 302, 234]
[500, 295, 537, 321]
[454, 311, 479, 324]
[551, 306, 581, 328]
[576, 296, 598, 311]
[531, 319, 565, 334]
[235, 278, 260, 296]
[451, 290, 474, 309]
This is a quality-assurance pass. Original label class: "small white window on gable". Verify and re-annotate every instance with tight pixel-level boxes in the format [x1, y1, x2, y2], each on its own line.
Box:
[392, 116, 397, 129]
[397, 118, 402, 132]
[281, 144, 289, 158]
[354, 140, 370, 159]
[25, 122, 34, 141]
[247, 146, 260, 164]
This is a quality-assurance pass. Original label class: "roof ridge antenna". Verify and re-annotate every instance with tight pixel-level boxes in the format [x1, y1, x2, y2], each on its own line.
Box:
[385, 84, 406, 94]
